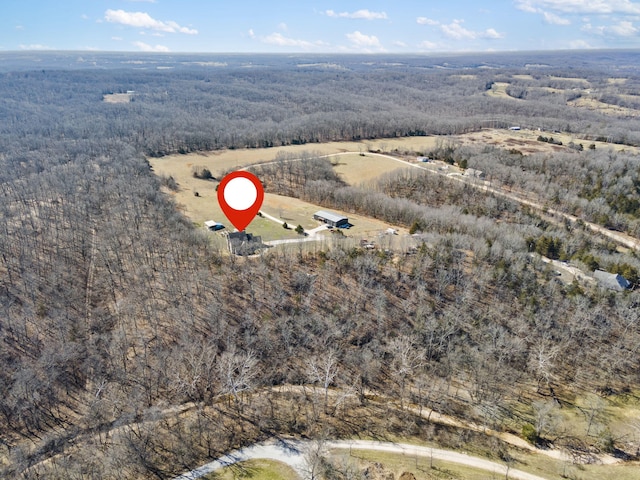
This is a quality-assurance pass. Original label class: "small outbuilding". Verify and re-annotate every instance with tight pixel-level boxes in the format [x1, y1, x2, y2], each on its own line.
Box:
[204, 220, 225, 231]
[313, 210, 349, 228]
[464, 168, 485, 179]
[593, 270, 631, 291]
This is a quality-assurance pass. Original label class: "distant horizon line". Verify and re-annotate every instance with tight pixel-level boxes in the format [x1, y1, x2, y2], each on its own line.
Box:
[2, 47, 640, 56]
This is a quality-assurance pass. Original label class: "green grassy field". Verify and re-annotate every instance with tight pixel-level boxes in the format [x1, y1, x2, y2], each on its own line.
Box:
[244, 214, 302, 241]
[151, 159, 407, 245]
[331, 153, 412, 186]
[203, 459, 300, 480]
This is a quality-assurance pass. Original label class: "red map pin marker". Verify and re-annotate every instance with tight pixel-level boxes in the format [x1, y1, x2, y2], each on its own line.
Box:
[217, 171, 264, 231]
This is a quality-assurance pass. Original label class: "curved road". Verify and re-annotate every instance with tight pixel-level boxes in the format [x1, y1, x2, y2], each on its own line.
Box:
[252, 150, 640, 252]
[173, 439, 550, 480]
[364, 151, 640, 251]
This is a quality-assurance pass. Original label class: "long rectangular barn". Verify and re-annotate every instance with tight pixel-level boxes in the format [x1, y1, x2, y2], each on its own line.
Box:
[313, 210, 349, 227]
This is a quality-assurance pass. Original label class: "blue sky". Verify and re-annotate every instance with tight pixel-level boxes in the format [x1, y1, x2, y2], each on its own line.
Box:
[2, 0, 640, 53]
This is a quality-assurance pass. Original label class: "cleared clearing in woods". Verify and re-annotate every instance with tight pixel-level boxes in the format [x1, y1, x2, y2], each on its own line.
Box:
[102, 93, 132, 103]
[330, 153, 413, 185]
[151, 155, 404, 242]
[149, 138, 442, 242]
[485, 81, 515, 99]
[152, 137, 442, 179]
[149, 128, 636, 244]
[460, 128, 639, 154]
[484, 74, 640, 120]
[569, 96, 640, 117]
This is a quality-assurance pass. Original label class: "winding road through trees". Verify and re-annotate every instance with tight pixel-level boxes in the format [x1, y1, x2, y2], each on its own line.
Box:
[172, 438, 551, 480]
[366, 151, 640, 251]
[251, 150, 640, 252]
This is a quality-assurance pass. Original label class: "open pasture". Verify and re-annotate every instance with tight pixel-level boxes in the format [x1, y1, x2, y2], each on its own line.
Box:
[460, 128, 639, 154]
[154, 140, 372, 179]
[569, 96, 640, 117]
[485, 81, 515, 99]
[549, 75, 591, 85]
[154, 137, 442, 179]
[330, 153, 412, 186]
[102, 93, 132, 103]
[263, 192, 407, 239]
[149, 123, 638, 248]
[150, 153, 404, 243]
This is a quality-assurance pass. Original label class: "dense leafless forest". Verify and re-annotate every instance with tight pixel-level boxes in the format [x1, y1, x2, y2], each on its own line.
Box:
[2, 51, 640, 479]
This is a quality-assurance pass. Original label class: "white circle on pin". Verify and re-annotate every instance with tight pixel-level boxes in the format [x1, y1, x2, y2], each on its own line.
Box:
[223, 177, 257, 211]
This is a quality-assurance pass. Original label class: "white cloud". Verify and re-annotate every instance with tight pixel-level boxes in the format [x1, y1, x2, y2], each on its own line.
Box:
[417, 17, 439, 25]
[581, 22, 604, 34]
[326, 9, 387, 20]
[346, 30, 382, 47]
[418, 40, 439, 49]
[516, 0, 640, 14]
[542, 11, 571, 24]
[19, 44, 53, 50]
[517, 0, 640, 28]
[569, 39, 593, 48]
[583, 19, 638, 35]
[15, 25, 24, 30]
[516, 1, 539, 13]
[610, 20, 638, 35]
[441, 20, 476, 39]
[112, 36, 123, 41]
[262, 32, 322, 49]
[393, 40, 408, 47]
[484, 28, 504, 38]
[104, 9, 197, 34]
[278, 22, 288, 31]
[248, 29, 256, 38]
[133, 41, 170, 52]
[439, 20, 503, 40]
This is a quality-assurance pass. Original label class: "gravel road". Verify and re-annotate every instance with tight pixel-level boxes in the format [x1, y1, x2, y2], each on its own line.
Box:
[173, 438, 551, 480]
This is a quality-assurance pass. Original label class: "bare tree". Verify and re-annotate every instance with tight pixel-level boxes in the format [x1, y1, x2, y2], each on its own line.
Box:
[532, 399, 560, 440]
[304, 438, 328, 480]
[388, 336, 425, 410]
[306, 349, 340, 413]
[529, 341, 560, 395]
[582, 394, 607, 437]
[216, 348, 258, 412]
